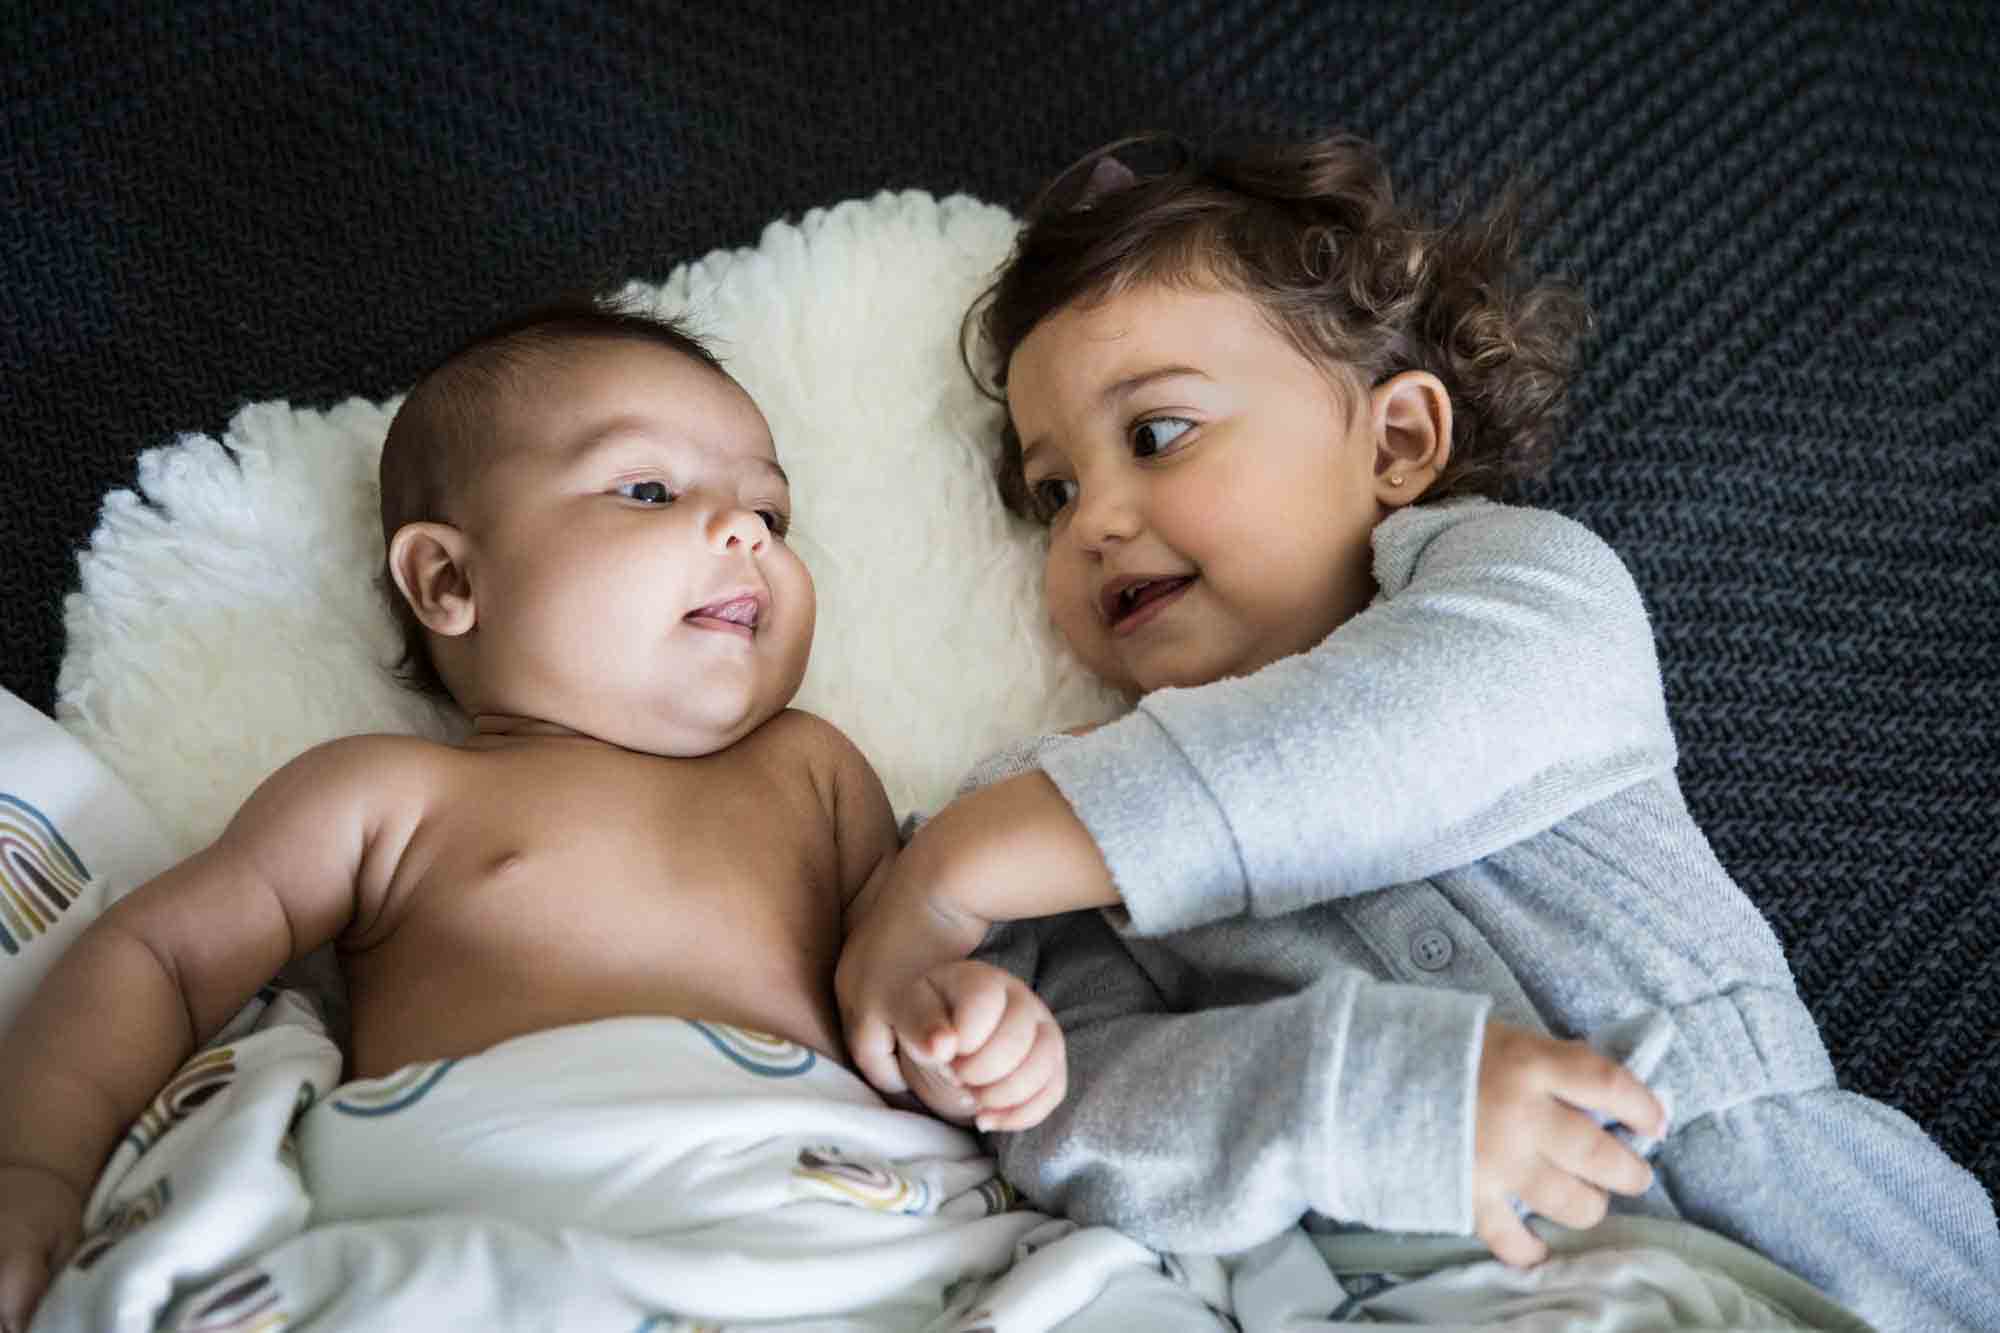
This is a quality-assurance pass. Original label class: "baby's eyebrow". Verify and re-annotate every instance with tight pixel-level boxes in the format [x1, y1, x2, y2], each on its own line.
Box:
[568, 422, 788, 489]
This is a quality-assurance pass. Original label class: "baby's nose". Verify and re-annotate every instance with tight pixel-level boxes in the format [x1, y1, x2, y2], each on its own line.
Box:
[708, 504, 768, 553]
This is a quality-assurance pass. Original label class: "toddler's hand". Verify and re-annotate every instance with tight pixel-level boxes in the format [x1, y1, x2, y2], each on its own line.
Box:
[1472, 1019, 1667, 1268]
[894, 961, 1067, 1132]
[0, 1163, 82, 1333]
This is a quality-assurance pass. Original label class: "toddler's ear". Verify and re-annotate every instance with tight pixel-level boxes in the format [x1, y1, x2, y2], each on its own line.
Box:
[1370, 371, 1453, 506]
[387, 522, 476, 637]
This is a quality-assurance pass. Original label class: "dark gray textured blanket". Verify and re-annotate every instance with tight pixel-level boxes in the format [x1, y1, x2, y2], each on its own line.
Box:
[3, 1, 1995, 1210]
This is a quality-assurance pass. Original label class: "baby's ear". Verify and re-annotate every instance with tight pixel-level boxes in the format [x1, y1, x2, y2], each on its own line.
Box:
[1370, 370, 1453, 506]
[387, 522, 476, 637]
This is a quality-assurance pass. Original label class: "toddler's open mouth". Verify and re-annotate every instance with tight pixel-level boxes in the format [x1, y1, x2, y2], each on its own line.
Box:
[1103, 575, 1195, 634]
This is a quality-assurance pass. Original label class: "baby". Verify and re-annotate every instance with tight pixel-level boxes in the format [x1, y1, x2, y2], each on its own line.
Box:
[0, 300, 1058, 1331]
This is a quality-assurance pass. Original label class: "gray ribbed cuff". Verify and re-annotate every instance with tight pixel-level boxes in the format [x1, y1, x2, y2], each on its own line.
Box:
[1039, 709, 1247, 935]
[1317, 981, 1489, 1235]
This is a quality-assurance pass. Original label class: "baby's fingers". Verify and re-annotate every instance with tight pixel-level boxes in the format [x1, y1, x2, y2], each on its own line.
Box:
[849, 977, 955, 1096]
[847, 1014, 909, 1096]
[898, 1047, 976, 1123]
[0, 1244, 52, 1333]
[889, 974, 963, 1071]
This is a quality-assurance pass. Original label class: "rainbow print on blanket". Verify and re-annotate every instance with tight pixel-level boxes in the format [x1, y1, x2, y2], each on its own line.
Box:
[36, 1009, 1220, 1331]
[0, 793, 90, 955]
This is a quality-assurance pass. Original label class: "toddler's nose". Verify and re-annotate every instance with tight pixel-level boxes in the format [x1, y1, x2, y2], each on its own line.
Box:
[1073, 481, 1141, 549]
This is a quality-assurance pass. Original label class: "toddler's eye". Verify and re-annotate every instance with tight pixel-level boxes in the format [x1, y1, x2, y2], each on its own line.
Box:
[757, 509, 790, 537]
[1131, 417, 1194, 458]
[617, 481, 675, 504]
[1029, 477, 1077, 523]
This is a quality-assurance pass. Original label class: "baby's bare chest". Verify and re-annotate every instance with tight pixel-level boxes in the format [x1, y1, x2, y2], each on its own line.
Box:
[339, 741, 849, 1074]
[369, 744, 841, 960]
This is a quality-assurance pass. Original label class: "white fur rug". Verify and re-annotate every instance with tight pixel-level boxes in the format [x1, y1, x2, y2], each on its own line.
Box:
[56, 191, 1122, 855]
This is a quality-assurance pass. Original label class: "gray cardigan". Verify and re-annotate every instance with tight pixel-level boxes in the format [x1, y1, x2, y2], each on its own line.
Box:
[967, 498, 2000, 1332]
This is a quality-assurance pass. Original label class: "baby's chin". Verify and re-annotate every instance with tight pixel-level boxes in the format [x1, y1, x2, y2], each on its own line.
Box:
[468, 688, 796, 759]
[618, 699, 795, 758]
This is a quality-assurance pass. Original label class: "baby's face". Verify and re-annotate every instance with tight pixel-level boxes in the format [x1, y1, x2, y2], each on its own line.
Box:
[1008, 281, 1386, 695]
[449, 338, 813, 756]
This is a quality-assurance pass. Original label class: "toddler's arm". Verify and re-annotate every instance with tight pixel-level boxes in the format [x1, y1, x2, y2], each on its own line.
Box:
[975, 913, 1658, 1260]
[853, 503, 1679, 960]
[0, 736, 408, 1331]
[1052, 502, 1678, 934]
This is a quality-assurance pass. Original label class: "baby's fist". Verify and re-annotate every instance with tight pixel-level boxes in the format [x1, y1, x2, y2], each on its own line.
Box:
[0, 1164, 82, 1333]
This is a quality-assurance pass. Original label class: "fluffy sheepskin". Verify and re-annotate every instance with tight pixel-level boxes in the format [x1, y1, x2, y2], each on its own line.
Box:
[56, 191, 1122, 855]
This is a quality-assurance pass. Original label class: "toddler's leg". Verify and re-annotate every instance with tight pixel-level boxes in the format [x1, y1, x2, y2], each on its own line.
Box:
[1657, 1088, 2000, 1333]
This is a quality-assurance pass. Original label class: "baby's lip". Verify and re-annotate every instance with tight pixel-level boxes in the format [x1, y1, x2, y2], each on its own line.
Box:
[685, 591, 766, 631]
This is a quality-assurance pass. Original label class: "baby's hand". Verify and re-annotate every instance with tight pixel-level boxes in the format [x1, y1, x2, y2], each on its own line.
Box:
[836, 857, 992, 1102]
[893, 961, 1067, 1133]
[0, 1163, 82, 1333]
[1472, 1019, 1667, 1268]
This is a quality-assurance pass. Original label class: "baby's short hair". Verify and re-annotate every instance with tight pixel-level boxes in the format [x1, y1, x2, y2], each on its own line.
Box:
[967, 132, 1593, 515]
[377, 296, 725, 699]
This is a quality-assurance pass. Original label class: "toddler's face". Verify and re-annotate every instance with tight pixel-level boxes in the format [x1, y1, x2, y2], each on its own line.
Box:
[1008, 282, 1387, 695]
[449, 338, 813, 755]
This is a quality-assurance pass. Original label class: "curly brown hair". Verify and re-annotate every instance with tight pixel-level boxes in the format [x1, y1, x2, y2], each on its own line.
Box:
[377, 296, 725, 699]
[965, 132, 1593, 518]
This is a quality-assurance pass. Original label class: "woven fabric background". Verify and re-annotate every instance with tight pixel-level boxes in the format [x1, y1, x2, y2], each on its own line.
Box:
[4, 2, 1996, 1205]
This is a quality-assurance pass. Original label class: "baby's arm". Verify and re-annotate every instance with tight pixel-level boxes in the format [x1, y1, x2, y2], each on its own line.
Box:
[0, 736, 411, 1330]
[818, 716, 900, 924]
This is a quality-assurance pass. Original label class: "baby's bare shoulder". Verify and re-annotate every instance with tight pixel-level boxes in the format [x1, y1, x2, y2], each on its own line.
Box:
[748, 709, 876, 779]
[270, 731, 461, 789]
[232, 733, 461, 836]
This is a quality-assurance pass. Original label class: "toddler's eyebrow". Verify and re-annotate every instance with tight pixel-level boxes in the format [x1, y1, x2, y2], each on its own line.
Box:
[1103, 365, 1208, 404]
[1019, 365, 1210, 464]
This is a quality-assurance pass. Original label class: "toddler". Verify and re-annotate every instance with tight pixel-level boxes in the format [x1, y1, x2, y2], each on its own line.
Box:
[0, 300, 1058, 1331]
[838, 134, 2000, 1331]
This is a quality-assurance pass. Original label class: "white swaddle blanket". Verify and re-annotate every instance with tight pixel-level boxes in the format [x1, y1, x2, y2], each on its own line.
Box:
[33, 996, 1226, 1332]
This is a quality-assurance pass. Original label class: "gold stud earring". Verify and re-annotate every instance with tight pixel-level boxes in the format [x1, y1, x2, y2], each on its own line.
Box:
[1387, 475, 1406, 487]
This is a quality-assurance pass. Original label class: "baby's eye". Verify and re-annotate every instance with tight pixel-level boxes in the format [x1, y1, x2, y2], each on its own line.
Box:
[616, 480, 675, 504]
[1029, 477, 1078, 523]
[1130, 417, 1194, 458]
[757, 509, 790, 538]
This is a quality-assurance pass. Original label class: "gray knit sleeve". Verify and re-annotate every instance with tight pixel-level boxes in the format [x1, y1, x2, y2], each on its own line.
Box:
[976, 910, 1492, 1248]
[1039, 500, 1678, 935]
